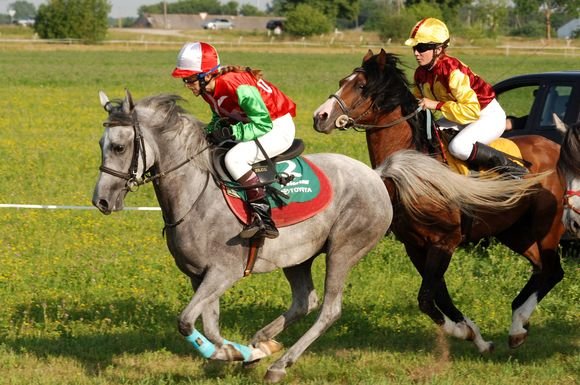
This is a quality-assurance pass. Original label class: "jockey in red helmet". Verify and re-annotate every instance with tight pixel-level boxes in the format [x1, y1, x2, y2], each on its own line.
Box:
[172, 42, 297, 239]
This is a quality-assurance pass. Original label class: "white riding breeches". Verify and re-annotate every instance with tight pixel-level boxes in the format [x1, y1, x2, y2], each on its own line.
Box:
[225, 113, 296, 180]
[438, 99, 506, 160]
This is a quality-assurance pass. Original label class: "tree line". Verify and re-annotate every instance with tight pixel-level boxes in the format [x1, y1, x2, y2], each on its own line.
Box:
[2, 0, 578, 42]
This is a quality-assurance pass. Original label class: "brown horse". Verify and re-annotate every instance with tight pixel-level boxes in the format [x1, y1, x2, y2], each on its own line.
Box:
[313, 49, 567, 352]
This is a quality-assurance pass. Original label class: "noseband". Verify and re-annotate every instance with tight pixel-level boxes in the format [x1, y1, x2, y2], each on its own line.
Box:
[329, 67, 422, 132]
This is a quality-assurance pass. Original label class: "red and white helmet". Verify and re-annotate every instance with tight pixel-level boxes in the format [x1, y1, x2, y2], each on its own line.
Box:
[171, 42, 221, 78]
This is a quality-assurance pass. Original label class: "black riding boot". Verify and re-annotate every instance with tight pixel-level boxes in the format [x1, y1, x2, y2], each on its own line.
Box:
[237, 171, 279, 239]
[467, 142, 528, 178]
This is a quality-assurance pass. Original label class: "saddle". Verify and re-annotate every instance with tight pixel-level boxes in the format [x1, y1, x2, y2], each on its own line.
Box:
[212, 138, 305, 194]
[435, 129, 526, 176]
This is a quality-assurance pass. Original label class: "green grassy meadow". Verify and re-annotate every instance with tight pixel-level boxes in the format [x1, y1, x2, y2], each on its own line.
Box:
[0, 43, 578, 384]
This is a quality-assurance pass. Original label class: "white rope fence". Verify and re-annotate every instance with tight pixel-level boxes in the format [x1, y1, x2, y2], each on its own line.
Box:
[0, 204, 160, 211]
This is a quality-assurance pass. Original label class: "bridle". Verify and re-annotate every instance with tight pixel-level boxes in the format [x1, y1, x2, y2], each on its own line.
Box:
[329, 67, 422, 132]
[99, 110, 147, 192]
[563, 189, 580, 215]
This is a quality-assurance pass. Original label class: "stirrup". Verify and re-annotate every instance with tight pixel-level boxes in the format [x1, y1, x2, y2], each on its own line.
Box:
[259, 225, 279, 239]
[239, 214, 265, 239]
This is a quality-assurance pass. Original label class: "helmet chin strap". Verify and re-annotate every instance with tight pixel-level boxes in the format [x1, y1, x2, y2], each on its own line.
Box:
[421, 39, 449, 71]
[197, 73, 208, 94]
[196, 64, 220, 95]
[422, 46, 443, 71]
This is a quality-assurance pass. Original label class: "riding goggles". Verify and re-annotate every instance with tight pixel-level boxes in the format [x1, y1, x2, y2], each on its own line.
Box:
[183, 75, 203, 84]
[413, 43, 438, 53]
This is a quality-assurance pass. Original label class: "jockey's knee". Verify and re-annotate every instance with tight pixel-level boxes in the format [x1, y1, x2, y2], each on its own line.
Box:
[448, 139, 473, 161]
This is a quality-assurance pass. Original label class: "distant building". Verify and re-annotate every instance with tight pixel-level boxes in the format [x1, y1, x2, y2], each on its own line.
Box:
[557, 18, 580, 38]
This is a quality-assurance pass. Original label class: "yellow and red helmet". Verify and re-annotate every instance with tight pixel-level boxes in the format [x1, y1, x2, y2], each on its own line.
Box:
[171, 42, 221, 78]
[404, 18, 450, 47]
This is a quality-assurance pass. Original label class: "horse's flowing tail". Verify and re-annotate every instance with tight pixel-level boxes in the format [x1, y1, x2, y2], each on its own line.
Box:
[376, 150, 548, 222]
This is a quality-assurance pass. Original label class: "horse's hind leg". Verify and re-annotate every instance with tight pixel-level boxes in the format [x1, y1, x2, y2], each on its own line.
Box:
[250, 258, 319, 347]
[508, 246, 564, 348]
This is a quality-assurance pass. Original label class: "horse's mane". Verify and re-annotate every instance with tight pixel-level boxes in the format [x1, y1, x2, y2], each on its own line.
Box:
[361, 53, 431, 151]
[559, 121, 580, 175]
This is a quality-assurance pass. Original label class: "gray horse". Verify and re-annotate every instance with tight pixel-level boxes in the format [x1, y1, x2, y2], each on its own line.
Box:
[92, 90, 393, 383]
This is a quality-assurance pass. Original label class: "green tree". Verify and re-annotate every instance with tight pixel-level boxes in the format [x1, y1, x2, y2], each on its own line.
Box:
[372, 1, 444, 41]
[222, 1, 239, 15]
[8, 1, 36, 20]
[139, 0, 222, 15]
[512, 0, 580, 39]
[240, 4, 264, 16]
[34, 0, 110, 43]
[284, 3, 332, 36]
[272, 0, 361, 25]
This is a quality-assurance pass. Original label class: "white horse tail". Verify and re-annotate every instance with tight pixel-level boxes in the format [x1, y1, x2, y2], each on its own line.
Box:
[376, 150, 549, 223]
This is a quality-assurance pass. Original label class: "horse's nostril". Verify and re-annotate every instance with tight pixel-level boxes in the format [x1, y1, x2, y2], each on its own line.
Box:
[319, 112, 328, 121]
[97, 199, 109, 211]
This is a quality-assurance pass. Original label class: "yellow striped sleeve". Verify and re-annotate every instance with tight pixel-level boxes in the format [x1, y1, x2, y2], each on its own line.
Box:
[439, 69, 481, 124]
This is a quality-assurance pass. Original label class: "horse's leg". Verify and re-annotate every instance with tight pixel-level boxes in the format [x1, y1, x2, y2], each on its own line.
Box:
[263, 248, 360, 383]
[409, 244, 493, 353]
[178, 268, 268, 362]
[188, 276, 225, 346]
[505, 245, 564, 348]
[249, 258, 319, 348]
[434, 278, 494, 353]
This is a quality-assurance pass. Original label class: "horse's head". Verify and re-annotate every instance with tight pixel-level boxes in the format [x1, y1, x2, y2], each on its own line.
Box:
[554, 113, 580, 236]
[313, 49, 415, 133]
[92, 89, 155, 214]
[93, 90, 210, 215]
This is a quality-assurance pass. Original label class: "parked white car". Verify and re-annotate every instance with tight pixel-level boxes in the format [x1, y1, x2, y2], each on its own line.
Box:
[202, 18, 234, 30]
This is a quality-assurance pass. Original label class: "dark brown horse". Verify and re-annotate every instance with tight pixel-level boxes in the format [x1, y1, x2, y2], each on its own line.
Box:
[313, 49, 567, 352]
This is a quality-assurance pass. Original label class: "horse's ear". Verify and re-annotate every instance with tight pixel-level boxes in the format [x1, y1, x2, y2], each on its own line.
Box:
[123, 89, 135, 114]
[376, 48, 388, 69]
[99, 90, 113, 113]
[363, 49, 374, 63]
[553, 113, 568, 134]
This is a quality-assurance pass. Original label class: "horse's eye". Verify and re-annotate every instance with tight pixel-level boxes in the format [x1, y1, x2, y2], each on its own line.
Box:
[113, 144, 126, 153]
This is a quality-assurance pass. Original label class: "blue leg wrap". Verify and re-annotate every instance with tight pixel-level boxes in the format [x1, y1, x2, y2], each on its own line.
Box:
[185, 329, 216, 359]
[223, 339, 253, 362]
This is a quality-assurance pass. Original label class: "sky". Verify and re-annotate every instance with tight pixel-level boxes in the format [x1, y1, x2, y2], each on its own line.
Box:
[8, 0, 269, 19]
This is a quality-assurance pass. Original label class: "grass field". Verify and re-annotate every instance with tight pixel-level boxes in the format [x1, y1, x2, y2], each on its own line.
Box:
[0, 39, 578, 384]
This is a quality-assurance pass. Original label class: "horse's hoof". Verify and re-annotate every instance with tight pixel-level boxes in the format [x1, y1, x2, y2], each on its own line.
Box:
[255, 339, 283, 356]
[509, 332, 528, 349]
[481, 341, 495, 354]
[264, 368, 286, 384]
[242, 359, 261, 369]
